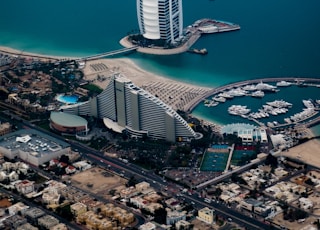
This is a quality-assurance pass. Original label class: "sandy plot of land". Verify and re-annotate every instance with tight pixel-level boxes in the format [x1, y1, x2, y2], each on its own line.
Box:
[70, 167, 126, 196]
[272, 212, 317, 230]
[280, 139, 320, 168]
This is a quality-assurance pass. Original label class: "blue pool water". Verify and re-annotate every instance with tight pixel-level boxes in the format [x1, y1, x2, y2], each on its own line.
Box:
[56, 95, 79, 104]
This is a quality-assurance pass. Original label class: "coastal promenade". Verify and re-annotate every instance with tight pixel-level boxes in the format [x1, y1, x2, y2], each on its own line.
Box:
[185, 77, 320, 112]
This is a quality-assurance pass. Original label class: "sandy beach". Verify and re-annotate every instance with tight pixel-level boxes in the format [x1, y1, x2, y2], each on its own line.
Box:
[82, 58, 212, 111]
[0, 46, 78, 61]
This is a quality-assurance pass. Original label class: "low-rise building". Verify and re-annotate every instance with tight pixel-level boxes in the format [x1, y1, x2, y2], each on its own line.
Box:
[139, 222, 156, 230]
[38, 215, 60, 229]
[0, 129, 70, 166]
[7, 202, 29, 215]
[120, 186, 139, 199]
[166, 209, 187, 225]
[42, 187, 61, 206]
[175, 220, 191, 230]
[16, 222, 39, 230]
[49, 223, 68, 230]
[0, 122, 11, 136]
[24, 207, 46, 225]
[3, 214, 27, 229]
[70, 202, 87, 217]
[135, 181, 150, 192]
[197, 207, 215, 224]
[15, 180, 35, 195]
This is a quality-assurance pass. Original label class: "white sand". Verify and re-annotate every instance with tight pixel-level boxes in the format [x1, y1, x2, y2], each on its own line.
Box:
[0, 46, 77, 61]
[83, 58, 212, 111]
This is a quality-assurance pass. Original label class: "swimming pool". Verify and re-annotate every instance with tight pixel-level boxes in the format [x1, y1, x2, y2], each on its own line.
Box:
[56, 94, 79, 104]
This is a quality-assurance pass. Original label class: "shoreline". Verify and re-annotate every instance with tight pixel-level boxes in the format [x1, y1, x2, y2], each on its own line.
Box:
[0, 46, 79, 61]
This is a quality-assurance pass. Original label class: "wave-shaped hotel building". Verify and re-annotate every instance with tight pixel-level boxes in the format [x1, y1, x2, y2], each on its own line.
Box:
[137, 0, 183, 45]
[59, 75, 197, 142]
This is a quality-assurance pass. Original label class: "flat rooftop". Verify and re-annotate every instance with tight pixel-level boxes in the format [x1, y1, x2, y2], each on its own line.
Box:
[0, 129, 70, 157]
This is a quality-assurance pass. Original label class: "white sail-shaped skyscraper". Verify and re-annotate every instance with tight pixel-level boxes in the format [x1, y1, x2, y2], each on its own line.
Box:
[137, 0, 183, 44]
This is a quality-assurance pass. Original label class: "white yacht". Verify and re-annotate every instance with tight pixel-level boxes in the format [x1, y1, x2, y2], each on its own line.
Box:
[256, 81, 277, 91]
[213, 96, 226, 103]
[266, 100, 292, 108]
[228, 105, 251, 116]
[218, 92, 233, 99]
[242, 84, 257, 91]
[276, 80, 292, 87]
[251, 90, 265, 98]
[302, 99, 315, 108]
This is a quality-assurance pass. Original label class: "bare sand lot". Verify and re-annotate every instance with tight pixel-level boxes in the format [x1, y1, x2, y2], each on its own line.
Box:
[279, 139, 320, 168]
[69, 167, 126, 198]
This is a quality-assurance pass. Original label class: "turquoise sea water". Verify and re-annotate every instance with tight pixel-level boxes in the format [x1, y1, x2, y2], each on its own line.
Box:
[1, 0, 320, 125]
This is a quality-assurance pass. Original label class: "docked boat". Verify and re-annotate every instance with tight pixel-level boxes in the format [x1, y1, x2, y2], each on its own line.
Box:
[213, 96, 226, 103]
[251, 90, 265, 98]
[218, 92, 233, 99]
[228, 88, 248, 97]
[266, 100, 292, 108]
[188, 48, 208, 55]
[302, 99, 314, 108]
[242, 84, 257, 91]
[205, 100, 219, 107]
[276, 80, 292, 87]
[256, 81, 277, 91]
[228, 105, 251, 116]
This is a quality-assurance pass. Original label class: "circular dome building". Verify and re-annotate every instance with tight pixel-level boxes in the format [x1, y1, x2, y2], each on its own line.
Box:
[50, 112, 88, 135]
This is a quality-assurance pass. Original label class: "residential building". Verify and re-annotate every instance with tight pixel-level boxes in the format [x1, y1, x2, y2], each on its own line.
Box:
[15, 180, 35, 195]
[70, 202, 87, 217]
[166, 209, 186, 225]
[7, 202, 29, 215]
[50, 223, 68, 230]
[16, 223, 39, 230]
[197, 207, 215, 224]
[38, 215, 60, 229]
[139, 222, 156, 230]
[136, 0, 183, 45]
[24, 207, 46, 225]
[175, 220, 191, 230]
[0, 122, 11, 136]
[3, 214, 27, 229]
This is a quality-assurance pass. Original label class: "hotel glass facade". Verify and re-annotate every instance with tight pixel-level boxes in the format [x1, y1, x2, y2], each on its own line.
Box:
[137, 0, 183, 44]
[60, 75, 196, 142]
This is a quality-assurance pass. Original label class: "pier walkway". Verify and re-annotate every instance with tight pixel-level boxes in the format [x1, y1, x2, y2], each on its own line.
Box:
[77, 46, 138, 61]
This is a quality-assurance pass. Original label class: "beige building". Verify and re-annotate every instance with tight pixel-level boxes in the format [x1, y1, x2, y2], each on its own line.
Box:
[76, 211, 114, 230]
[15, 180, 35, 195]
[70, 202, 87, 217]
[139, 222, 156, 230]
[50, 223, 68, 230]
[0, 122, 11, 136]
[197, 207, 215, 224]
[135, 181, 150, 192]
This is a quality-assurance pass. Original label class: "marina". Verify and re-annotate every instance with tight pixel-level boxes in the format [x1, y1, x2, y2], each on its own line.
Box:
[196, 78, 320, 129]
